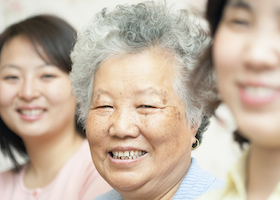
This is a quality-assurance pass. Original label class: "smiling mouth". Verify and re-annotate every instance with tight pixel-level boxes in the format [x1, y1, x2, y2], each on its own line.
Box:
[109, 150, 147, 160]
[18, 109, 45, 116]
[244, 86, 278, 98]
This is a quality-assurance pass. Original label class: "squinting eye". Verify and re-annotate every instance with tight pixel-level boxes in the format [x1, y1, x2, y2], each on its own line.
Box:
[138, 105, 154, 108]
[4, 76, 18, 80]
[41, 74, 55, 78]
[98, 105, 113, 108]
[231, 19, 249, 26]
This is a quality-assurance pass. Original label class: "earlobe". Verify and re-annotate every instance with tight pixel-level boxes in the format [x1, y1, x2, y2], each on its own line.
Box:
[191, 138, 200, 150]
[191, 127, 199, 149]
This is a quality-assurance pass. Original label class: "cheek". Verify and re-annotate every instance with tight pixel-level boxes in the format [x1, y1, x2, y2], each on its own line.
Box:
[213, 30, 241, 99]
[144, 111, 191, 169]
[142, 109, 189, 148]
[0, 84, 17, 107]
[44, 83, 75, 105]
[86, 113, 108, 146]
[213, 27, 244, 74]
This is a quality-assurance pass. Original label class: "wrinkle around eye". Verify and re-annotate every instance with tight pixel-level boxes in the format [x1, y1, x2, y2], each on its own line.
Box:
[99, 105, 113, 108]
[137, 105, 156, 108]
[137, 105, 167, 115]
[89, 105, 114, 116]
[91, 105, 114, 110]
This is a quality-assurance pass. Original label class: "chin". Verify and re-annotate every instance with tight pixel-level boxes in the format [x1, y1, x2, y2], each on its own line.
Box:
[239, 124, 280, 147]
[108, 174, 147, 192]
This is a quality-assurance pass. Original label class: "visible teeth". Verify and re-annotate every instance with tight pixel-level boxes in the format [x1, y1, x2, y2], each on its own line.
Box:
[130, 151, 134, 156]
[245, 86, 275, 97]
[124, 151, 129, 157]
[111, 150, 147, 160]
[21, 109, 44, 116]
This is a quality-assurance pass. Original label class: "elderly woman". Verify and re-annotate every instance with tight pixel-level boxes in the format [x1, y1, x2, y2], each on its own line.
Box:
[70, 2, 223, 200]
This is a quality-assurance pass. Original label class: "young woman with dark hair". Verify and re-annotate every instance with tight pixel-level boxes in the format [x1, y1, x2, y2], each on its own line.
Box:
[196, 0, 280, 199]
[0, 15, 111, 200]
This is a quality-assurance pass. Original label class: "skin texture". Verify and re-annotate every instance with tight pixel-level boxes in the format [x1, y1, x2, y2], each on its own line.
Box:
[86, 48, 197, 200]
[213, 0, 280, 199]
[0, 36, 83, 188]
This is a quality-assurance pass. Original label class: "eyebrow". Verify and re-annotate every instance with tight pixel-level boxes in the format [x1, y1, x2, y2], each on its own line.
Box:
[0, 63, 53, 71]
[0, 64, 21, 71]
[228, 0, 280, 17]
[227, 0, 252, 11]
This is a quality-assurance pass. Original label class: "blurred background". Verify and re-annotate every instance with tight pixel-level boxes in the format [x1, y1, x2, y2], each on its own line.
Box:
[0, 0, 241, 182]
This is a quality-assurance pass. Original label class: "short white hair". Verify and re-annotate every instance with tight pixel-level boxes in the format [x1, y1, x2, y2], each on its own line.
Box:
[70, 1, 217, 144]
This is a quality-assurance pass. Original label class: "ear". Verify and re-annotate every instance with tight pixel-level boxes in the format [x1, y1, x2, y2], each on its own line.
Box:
[190, 126, 198, 146]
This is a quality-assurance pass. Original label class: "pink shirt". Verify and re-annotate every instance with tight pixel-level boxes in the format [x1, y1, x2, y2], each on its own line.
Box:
[0, 140, 111, 200]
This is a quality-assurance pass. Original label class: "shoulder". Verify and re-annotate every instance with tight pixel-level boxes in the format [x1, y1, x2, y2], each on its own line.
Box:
[69, 140, 105, 182]
[65, 140, 95, 173]
[173, 158, 225, 200]
[0, 168, 23, 192]
[0, 167, 24, 182]
[198, 150, 251, 200]
[68, 140, 112, 199]
[196, 188, 225, 200]
[0, 169, 15, 184]
[93, 190, 123, 200]
[185, 158, 224, 191]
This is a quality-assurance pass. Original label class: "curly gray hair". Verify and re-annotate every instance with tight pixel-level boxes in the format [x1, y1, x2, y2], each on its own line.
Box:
[70, 1, 218, 147]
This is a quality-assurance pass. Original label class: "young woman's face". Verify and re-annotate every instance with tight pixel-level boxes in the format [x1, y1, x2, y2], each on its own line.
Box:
[0, 36, 77, 140]
[213, 0, 280, 147]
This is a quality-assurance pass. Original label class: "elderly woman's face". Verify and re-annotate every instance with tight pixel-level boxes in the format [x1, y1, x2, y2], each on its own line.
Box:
[213, 0, 280, 146]
[86, 49, 196, 197]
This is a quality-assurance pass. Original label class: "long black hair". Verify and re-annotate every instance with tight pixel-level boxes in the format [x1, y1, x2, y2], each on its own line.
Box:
[0, 15, 85, 172]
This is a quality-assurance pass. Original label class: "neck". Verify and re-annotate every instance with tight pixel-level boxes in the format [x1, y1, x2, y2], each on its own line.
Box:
[22, 125, 84, 189]
[247, 144, 280, 200]
[121, 158, 191, 200]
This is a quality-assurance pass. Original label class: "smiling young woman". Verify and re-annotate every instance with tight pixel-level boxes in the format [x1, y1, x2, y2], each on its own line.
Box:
[0, 15, 111, 200]
[196, 0, 280, 200]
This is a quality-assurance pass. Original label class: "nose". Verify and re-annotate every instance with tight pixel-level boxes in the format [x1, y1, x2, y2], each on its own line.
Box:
[244, 31, 280, 71]
[18, 78, 40, 101]
[109, 109, 140, 139]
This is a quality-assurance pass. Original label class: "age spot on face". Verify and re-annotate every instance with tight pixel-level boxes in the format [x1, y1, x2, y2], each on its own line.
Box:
[94, 94, 101, 105]
[162, 91, 167, 105]
[176, 112, 181, 120]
